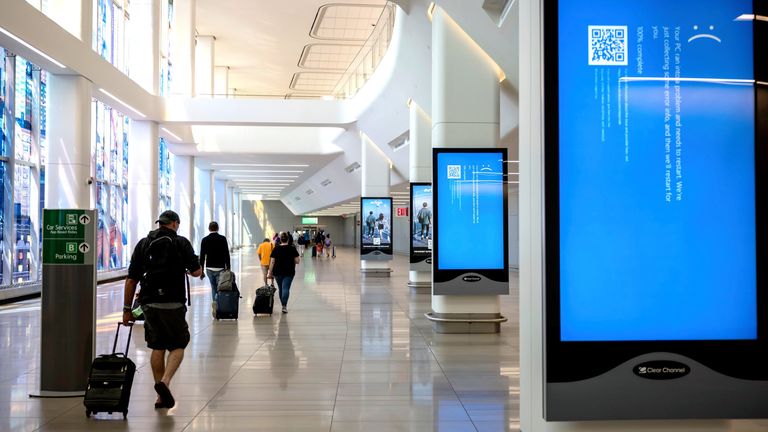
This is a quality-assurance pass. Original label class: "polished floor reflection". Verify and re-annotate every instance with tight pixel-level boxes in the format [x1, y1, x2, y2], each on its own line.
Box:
[0, 247, 519, 431]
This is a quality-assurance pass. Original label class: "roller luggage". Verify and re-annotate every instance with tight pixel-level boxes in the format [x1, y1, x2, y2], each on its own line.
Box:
[253, 283, 276, 316]
[84, 323, 136, 419]
[311, 244, 317, 257]
[215, 287, 240, 320]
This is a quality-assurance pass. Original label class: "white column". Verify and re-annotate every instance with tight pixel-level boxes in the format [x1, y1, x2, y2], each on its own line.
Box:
[408, 101, 432, 287]
[209, 170, 216, 222]
[171, 0, 195, 96]
[214, 66, 229, 98]
[129, 0, 160, 94]
[195, 35, 215, 97]
[128, 121, 159, 248]
[227, 185, 235, 244]
[43, 0, 93, 42]
[171, 154, 194, 240]
[431, 8, 502, 318]
[360, 133, 391, 271]
[47, 75, 92, 209]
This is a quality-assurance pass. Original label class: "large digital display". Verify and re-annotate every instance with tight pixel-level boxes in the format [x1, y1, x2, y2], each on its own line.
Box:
[360, 197, 392, 259]
[434, 149, 506, 271]
[410, 183, 432, 262]
[553, 0, 758, 342]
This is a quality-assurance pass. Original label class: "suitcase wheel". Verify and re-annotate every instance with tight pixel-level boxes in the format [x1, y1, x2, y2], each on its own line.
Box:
[85, 410, 91, 418]
[123, 410, 128, 419]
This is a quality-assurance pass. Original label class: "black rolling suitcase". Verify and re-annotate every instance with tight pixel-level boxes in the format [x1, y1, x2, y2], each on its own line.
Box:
[84, 323, 136, 419]
[253, 283, 276, 315]
[216, 287, 240, 320]
[311, 244, 317, 257]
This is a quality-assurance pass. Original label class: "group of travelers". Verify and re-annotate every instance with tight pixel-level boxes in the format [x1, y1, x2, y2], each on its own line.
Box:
[120, 210, 309, 411]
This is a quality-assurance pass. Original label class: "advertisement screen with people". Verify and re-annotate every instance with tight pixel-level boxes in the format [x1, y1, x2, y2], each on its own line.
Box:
[360, 197, 392, 259]
[410, 183, 432, 262]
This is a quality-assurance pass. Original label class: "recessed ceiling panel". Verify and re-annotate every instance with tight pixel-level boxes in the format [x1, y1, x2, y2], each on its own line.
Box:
[311, 4, 387, 41]
[290, 72, 343, 93]
[299, 43, 363, 70]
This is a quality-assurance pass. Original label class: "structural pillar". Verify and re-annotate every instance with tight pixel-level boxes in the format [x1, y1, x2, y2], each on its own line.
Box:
[47, 75, 92, 209]
[128, 121, 160, 248]
[128, 0, 160, 94]
[43, 0, 93, 42]
[407, 101, 432, 290]
[214, 66, 229, 98]
[429, 7, 503, 333]
[171, 0, 195, 96]
[360, 133, 392, 275]
[209, 170, 216, 222]
[195, 35, 215, 97]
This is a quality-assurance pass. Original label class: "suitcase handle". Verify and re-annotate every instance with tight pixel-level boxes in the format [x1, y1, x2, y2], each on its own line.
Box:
[112, 322, 134, 356]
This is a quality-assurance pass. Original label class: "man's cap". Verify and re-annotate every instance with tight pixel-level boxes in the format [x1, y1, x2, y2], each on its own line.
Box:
[156, 210, 180, 225]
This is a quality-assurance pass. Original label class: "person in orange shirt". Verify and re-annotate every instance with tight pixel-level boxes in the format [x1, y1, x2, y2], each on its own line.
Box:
[257, 238, 274, 286]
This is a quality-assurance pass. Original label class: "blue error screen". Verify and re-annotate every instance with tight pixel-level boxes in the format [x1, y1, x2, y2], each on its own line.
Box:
[436, 152, 505, 270]
[558, 0, 757, 341]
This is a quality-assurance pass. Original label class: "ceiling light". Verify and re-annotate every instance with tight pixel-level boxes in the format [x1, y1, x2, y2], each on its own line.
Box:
[225, 175, 299, 178]
[212, 163, 309, 167]
[161, 127, 182, 141]
[427, 2, 436, 20]
[0, 26, 66, 69]
[231, 179, 293, 183]
[220, 170, 303, 173]
[98, 88, 146, 118]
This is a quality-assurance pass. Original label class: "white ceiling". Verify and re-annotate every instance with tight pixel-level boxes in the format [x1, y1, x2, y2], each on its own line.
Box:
[196, 0, 388, 97]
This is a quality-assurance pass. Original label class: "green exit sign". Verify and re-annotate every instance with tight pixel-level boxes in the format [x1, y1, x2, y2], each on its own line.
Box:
[301, 217, 318, 224]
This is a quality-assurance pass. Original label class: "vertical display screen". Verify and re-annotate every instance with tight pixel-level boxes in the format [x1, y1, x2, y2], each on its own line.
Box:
[361, 197, 392, 252]
[410, 183, 432, 257]
[556, 0, 757, 341]
[435, 150, 506, 271]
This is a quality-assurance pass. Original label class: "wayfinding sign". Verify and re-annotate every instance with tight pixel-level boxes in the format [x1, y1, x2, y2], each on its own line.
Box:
[34, 209, 97, 397]
[42, 210, 94, 265]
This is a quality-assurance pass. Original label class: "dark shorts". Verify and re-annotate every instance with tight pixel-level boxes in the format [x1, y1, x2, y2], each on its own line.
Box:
[143, 306, 190, 351]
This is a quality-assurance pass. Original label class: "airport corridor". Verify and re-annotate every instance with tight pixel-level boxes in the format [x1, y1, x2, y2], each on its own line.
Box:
[0, 247, 520, 432]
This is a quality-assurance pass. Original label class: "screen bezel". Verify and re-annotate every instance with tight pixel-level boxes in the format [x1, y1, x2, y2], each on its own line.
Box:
[409, 182, 432, 264]
[432, 148, 509, 283]
[359, 196, 394, 256]
[544, 0, 768, 382]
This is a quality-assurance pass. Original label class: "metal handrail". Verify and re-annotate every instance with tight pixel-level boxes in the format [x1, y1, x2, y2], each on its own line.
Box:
[331, 2, 396, 98]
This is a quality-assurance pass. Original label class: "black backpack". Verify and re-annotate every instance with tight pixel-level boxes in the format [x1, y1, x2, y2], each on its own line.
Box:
[139, 231, 185, 304]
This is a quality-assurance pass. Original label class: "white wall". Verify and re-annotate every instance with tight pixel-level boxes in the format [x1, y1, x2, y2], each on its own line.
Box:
[214, 179, 227, 233]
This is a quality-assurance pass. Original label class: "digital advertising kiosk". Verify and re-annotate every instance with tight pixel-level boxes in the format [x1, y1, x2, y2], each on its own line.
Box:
[410, 182, 432, 271]
[360, 197, 393, 260]
[432, 148, 508, 295]
[544, 0, 768, 420]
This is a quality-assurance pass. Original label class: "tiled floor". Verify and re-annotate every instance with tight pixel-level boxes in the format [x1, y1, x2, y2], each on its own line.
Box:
[0, 247, 520, 431]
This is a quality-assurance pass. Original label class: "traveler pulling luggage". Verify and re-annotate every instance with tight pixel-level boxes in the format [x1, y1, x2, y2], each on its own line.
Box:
[253, 279, 277, 316]
[84, 322, 136, 419]
[215, 271, 240, 320]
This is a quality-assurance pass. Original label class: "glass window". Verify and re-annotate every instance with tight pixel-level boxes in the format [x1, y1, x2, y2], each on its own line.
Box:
[0, 49, 8, 157]
[40, 71, 47, 165]
[93, 100, 129, 272]
[14, 57, 33, 163]
[13, 165, 32, 282]
[159, 138, 173, 211]
[94, 0, 130, 74]
[0, 161, 5, 282]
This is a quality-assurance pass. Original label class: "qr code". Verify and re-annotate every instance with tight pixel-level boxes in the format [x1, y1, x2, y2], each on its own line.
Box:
[447, 165, 461, 179]
[588, 25, 628, 66]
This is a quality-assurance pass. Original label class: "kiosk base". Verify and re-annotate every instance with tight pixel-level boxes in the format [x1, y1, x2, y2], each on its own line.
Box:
[407, 281, 431, 290]
[425, 312, 507, 334]
[360, 268, 392, 277]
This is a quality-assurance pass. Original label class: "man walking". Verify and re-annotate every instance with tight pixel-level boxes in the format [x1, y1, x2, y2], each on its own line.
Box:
[416, 202, 432, 240]
[122, 210, 202, 410]
[257, 237, 274, 286]
[199, 221, 231, 301]
[365, 211, 376, 239]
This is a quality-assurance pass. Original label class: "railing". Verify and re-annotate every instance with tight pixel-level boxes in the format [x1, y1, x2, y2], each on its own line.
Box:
[332, 2, 396, 99]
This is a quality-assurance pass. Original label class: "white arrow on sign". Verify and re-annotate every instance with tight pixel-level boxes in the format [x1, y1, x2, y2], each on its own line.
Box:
[79, 214, 91, 225]
[78, 242, 90, 253]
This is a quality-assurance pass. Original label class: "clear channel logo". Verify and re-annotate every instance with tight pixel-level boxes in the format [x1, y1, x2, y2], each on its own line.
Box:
[633, 361, 690, 380]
